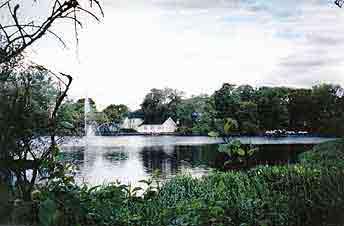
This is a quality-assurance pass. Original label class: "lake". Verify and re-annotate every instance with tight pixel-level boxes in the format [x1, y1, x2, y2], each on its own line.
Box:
[60, 136, 335, 186]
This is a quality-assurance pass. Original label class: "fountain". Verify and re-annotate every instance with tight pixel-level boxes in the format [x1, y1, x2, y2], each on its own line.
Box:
[84, 97, 96, 146]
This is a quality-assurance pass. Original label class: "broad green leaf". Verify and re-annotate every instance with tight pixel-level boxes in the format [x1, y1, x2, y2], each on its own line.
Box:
[208, 131, 219, 137]
[60, 121, 74, 129]
[224, 118, 238, 134]
[237, 148, 245, 156]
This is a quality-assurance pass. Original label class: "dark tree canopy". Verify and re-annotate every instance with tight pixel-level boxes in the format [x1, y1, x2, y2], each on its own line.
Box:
[103, 104, 129, 123]
[141, 88, 184, 124]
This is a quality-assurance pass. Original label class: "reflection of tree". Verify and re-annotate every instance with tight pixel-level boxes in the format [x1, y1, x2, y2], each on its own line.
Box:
[174, 146, 200, 165]
[81, 147, 129, 169]
[140, 145, 218, 176]
[59, 147, 85, 165]
[104, 151, 128, 162]
[250, 144, 312, 165]
[174, 145, 219, 167]
[140, 146, 178, 176]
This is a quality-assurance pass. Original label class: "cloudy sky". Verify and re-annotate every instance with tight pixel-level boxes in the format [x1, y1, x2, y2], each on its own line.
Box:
[5, 0, 344, 110]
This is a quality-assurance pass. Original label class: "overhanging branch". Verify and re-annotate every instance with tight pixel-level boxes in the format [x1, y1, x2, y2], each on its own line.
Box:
[0, 0, 103, 64]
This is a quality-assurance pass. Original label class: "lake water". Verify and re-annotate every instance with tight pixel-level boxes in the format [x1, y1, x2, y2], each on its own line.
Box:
[60, 136, 335, 186]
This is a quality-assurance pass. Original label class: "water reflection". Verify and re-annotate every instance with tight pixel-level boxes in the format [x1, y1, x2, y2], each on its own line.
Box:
[60, 136, 334, 186]
[61, 144, 215, 186]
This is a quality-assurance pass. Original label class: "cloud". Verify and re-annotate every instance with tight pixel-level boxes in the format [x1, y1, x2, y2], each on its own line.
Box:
[24, 0, 344, 109]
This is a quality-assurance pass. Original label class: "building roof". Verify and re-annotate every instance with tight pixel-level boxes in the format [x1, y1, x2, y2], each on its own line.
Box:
[141, 117, 176, 126]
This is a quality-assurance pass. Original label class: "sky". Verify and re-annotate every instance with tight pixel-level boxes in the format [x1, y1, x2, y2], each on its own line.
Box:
[2, 0, 344, 110]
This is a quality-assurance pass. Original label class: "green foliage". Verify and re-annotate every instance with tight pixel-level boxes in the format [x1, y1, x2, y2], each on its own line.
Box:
[60, 98, 115, 134]
[103, 104, 129, 123]
[208, 131, 219, 137]
[176, 94, 210, 128]
[141, 87, 184, 124]
[218, 140, 257, 166]
[256, 86, 290, 131]
[137, 82, 344, 136]
[223, 118, 239, 135]
[39, 198, 57, 226]
[213, 83, 240, 119]
[6, 140, 344, 226]
[299, 139, 344, 168]
[0, 65, 74, 200]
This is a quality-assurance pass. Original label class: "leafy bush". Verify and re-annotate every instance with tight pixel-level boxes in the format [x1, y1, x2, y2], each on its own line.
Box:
[299, 139, 344, 168]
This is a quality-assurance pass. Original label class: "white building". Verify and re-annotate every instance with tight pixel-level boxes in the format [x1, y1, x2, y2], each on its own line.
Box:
[136, 117, 177, 134]
[121, 117, 144, 130]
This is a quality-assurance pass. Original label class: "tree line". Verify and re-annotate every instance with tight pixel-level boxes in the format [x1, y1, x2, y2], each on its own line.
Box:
[63, 83, 344, 137]
[183, 83, 344, 136]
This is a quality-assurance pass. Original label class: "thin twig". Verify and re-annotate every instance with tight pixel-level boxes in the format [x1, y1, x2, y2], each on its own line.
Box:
[3, 24, 67, 48]
[0, 0, 12, 9]
[76, 5, 100, 22]
[0, 0, 104, 64]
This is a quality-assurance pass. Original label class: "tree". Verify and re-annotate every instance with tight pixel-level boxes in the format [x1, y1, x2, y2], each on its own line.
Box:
[57, 99, 82, 135]
[237, 101, 258, 134]
[76, 98, 97, 111]
[288, 88, 313, 130]
[256, 87, 289, 131]
[176, 94, 209, 128]
[141, 88, 184, 124]
[310, 84, 344, 135]
[64, 97, 112, 132]
[0, 65, 72, 200]
[213, 83, 240, 119]
[234, 85, 256, 102]
[103, 104, 129, 123]
[0, 0, 103, 202]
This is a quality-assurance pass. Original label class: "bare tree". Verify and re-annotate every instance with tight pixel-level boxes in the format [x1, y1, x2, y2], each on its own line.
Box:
[0, 0, 103, 64]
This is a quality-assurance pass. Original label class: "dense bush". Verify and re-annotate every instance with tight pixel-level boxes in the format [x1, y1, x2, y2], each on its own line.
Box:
[299, 139, 344, 168]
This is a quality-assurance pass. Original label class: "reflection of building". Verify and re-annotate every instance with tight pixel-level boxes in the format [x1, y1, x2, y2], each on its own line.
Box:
[137, 117, 177, 134]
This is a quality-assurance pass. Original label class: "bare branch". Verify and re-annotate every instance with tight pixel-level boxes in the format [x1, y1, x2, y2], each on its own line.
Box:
[76, 5, 100, 22]
[0, 0, 12, 9]
[3, 24, 67, 48]
[58, 16, 83, 28]
[91, 0, 104, 17]
[11, 4, 27, 45]
[0, 0, 104, 64]
[0, 24, 10, 43]
[335, 0, 344, 7]
[52, 0, 62, 14]
[73, 8, 79, 47]
[38, 71, 73, 164]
